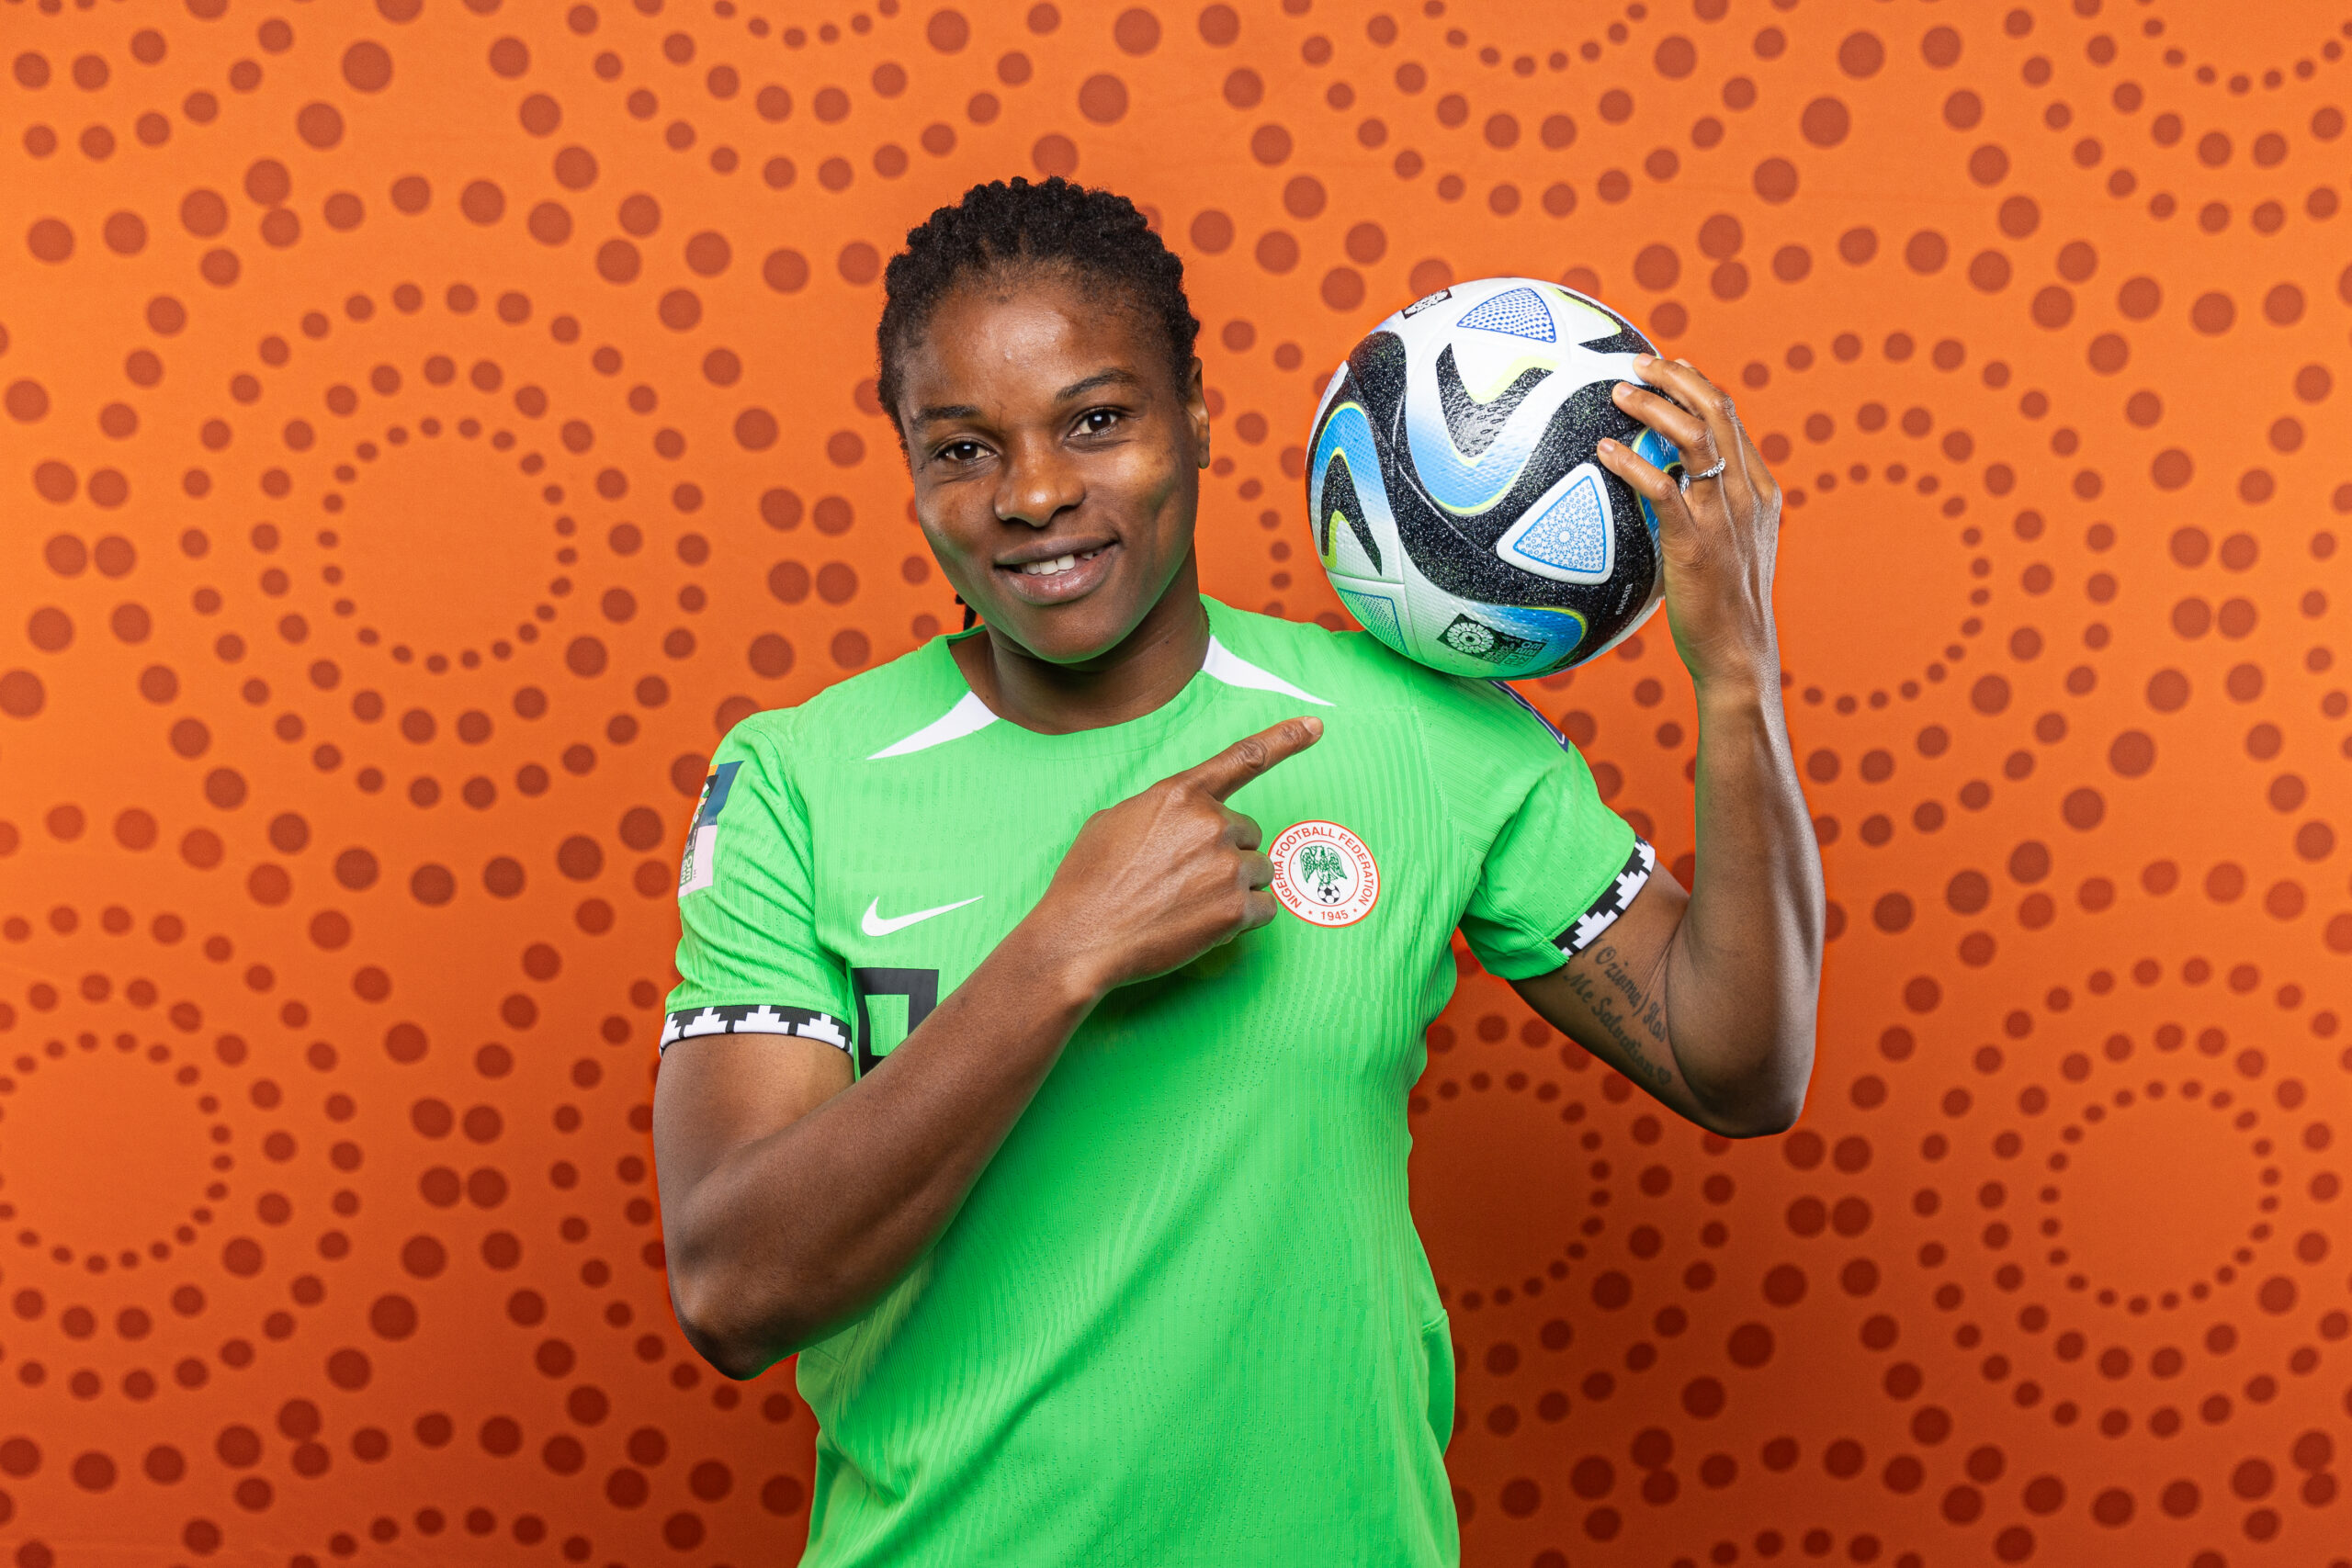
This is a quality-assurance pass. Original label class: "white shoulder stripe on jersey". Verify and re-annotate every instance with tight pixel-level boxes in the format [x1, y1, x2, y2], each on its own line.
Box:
[866, 637, 1330, 761]
[1201, 637, 1333, 705]
[868, 689, 999, 759]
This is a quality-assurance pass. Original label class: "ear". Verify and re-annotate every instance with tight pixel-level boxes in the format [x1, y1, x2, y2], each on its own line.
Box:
[1182, 355, 1210, 468]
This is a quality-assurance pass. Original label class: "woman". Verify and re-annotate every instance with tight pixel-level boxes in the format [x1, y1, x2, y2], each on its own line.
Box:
[652, 175, 1822, 1566]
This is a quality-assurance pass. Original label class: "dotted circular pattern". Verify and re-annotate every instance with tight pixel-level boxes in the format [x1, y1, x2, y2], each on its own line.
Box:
[1, 2, 2346, 1563]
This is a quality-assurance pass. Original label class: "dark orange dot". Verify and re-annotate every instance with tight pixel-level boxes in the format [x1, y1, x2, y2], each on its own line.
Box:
[1078, 73, 1127, 123]
[343, 40, 393, 92]
[1800, 96, 1849, 146]
[735, 409, 778, 450]
[6, 379, 49, 421]
[596, 239, 640, 283]
[527, 202, 571, 245]
[296, 101, 344, 148]
[102, 211, 147, 254]
[1753, 158, 1797, 202]
[27, 217, 74, 262]
[927, 8, 970, 51]
[1838, 30, 1884, 76]
[459, 180, 505, 224]
[1113, 7, 1159, 54]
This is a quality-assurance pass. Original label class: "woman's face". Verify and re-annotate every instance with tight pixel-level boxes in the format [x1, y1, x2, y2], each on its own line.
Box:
[892, 265, 1209, 667]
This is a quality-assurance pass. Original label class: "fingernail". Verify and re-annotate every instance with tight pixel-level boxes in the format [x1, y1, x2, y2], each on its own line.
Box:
[1597, 436, 1618, 452]
[1303, 716, 1324, 739]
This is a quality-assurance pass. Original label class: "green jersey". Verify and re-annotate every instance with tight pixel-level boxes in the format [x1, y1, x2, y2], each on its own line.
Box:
[665, 597, 1649, 1567]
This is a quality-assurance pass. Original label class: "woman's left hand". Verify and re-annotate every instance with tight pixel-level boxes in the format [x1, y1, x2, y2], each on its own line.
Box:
[1595, 354, 1784, 701]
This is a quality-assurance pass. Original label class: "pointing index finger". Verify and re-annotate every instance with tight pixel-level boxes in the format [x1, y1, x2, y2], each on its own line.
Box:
[1180, 716, 1325, 802]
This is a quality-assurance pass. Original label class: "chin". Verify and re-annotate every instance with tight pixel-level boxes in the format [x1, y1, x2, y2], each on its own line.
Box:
[997, 599, 1144, 666]
[978, 547, 1165, 663]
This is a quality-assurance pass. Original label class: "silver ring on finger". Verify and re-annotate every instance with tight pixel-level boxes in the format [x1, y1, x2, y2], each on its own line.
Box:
[1679, 457, 1729, 493]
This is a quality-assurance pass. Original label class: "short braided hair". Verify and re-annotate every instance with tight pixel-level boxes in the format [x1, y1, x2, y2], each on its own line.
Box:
[876, 175, 1200, 435]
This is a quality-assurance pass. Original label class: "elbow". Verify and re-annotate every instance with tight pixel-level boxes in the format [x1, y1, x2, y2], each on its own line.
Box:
[1702, 1093, 1804, 1140]
[1715, 1093, 1805, 1140]
[1693, 1040, 1814, 1140]
[669, 1272, 766, 1381]
[668, 1249, 819, 1381]
[676, 1318, 772, 1384]
[662, 1177, 857, 1375]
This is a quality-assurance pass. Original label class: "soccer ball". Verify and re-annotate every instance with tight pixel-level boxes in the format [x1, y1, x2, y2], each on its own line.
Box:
[1304, 276, 1682, 680]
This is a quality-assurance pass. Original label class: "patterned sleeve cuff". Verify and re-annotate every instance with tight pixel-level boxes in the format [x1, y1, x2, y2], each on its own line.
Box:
[660, 1004, 852, 1055]
[1553, 837, 1657, 958]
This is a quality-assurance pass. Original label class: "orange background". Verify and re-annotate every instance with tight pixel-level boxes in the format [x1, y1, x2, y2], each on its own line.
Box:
[3, 1, 2348, 1563]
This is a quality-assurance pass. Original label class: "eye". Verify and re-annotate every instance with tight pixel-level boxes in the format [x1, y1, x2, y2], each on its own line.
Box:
[1076, 407, 1124, 436]
[934, 439, 988, 465]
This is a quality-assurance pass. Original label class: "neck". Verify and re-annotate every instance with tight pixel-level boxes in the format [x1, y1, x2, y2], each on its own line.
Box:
[950, 557, 1211, 735]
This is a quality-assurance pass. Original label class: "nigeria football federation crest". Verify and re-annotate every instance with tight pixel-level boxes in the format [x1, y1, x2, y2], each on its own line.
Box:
[1270, 820, 1380, 928]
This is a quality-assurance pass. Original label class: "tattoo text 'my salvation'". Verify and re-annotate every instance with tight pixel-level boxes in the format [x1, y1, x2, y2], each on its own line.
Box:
[1563, 942, 1674, 1091]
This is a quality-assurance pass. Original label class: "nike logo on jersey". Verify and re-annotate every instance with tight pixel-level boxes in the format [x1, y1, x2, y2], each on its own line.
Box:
[860, 895, 983, 937]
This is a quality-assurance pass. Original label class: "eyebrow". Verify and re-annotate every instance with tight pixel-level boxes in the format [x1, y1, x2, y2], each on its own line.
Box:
[909, 367, 1144, 429]
[1055, 368, 1143, 401]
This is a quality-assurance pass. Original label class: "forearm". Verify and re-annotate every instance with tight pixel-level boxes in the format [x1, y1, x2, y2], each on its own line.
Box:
[669, 921, 1096, 1373]
[1665, 671, 1825, 1131]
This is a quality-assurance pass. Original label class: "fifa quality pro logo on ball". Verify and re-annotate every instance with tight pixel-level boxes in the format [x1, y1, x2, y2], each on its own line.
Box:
[1269, 821, 1380, 928]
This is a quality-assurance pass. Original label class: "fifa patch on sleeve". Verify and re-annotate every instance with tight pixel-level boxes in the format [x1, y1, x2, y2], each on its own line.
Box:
[1555, 837, 1656, 957]
[676, 760, 741, 897]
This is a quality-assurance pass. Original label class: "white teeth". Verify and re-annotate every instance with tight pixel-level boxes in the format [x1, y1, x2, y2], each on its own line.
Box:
[1013, 546, 1109, 577]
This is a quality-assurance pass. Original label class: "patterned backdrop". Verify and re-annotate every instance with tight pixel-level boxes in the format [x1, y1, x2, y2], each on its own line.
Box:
[1, 0, 2346, 1562]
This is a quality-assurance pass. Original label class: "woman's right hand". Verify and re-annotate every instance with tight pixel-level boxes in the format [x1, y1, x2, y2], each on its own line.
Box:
[1028, 716, 1324, 993]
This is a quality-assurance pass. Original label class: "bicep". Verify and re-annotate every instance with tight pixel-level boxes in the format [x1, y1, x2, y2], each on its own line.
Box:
[652, 1033, 854, 1206]
[1507, 863, 1734, 1135]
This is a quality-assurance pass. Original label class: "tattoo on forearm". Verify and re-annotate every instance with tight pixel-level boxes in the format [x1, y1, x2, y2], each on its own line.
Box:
[1564, 942, 1674, 1090]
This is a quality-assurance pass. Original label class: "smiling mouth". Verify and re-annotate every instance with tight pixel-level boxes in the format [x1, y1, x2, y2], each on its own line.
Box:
[1008, 544, 1112, 578]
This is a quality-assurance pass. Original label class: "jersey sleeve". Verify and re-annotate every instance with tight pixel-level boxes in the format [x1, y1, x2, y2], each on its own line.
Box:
[662, 715, 854, 1057]
[1412, 676, 1655, 980]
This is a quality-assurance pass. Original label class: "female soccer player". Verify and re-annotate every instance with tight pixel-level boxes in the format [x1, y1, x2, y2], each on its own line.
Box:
[651, 175, 1822, 1566]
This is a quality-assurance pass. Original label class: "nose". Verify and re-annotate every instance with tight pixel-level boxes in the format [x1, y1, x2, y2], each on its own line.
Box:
[993, 432, 1083, 530]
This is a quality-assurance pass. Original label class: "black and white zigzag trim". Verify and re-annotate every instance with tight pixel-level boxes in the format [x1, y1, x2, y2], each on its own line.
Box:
[1554, 837, 1657, 958]
[660, 1003, 851, 1055]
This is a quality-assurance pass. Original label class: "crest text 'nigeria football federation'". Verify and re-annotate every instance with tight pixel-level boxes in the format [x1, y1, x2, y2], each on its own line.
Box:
[1269, 820, 1380, 928]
